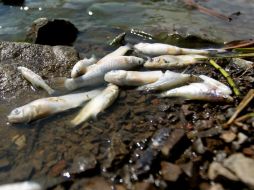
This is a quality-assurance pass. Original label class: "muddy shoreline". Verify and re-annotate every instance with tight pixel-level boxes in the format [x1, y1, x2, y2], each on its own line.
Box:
[0, 36, 253, 189]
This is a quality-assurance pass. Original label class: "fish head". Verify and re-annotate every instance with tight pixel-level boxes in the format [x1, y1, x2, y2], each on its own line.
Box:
[104, 70, 127, 85]
[127, 56, 144, 65]
[7, 106, 31, 123]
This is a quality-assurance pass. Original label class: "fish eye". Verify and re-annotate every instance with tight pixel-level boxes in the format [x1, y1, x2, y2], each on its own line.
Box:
[13, 109, 21, 115]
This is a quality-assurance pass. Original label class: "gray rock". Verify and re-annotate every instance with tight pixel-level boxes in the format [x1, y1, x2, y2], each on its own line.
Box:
[223, 153, 254, 188]
[26, 18, 78, 46]
[0, 41, 79, 99]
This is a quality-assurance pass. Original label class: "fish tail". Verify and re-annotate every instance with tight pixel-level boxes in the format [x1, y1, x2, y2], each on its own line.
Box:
[47, 88, 56, 96]
[70, 112, 91, 126]
[48, 77, 68, 91]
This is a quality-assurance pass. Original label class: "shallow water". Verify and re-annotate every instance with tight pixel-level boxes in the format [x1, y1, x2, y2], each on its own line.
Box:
[0, 0, 254, 186]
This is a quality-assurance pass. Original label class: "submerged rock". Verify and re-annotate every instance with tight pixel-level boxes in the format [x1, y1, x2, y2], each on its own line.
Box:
[1, 0, 24, 6]
[26, 18, 79, 46]
[0, 41, 79, 99]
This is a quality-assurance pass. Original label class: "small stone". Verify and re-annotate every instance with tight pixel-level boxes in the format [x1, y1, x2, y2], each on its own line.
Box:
[70, 155, 97, 174]
[134, 182, 156, 190]
[0, 159, 10, 170]
[220, 130, 236, 143]
[12, 134, 26, 150]
[180, 161, 193, 177]
[223, 153, 254, 188]
[243, 147, 254, 157]
[209, 183, 224, 190]
[160, 161, 182, 182]
[161, 128, 187, 157]
[192, 138, 206, 154]
[49, 160, 67, 177]
[208, 162, 239, 181]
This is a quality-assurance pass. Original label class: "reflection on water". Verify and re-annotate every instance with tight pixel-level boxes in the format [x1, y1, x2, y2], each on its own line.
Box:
[0, 0, 253, 42]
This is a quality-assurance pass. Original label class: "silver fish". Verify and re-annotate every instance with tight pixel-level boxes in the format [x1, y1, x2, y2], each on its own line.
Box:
[0, 181, 42, 190]
[199, 75, 232, 95]
[99, 44, 131, 62]
[144, 54, 207, 69]
[18, 66, 55, 95]
[64, 56, 144, 91]
[71, 55, 97, 78]
[159, 76, 233, 102]
[104, 70, 163, 86]
[137, 70, 201, 91]
[134, 43, 210, 56]
[71, 84, 119, 126]
[7, 88, 102, 123]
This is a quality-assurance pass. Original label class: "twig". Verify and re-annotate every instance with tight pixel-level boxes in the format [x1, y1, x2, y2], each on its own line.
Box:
[234, 112, 254, 123]
[184, 0, 231, 21]
[226, 89, 254, 125]
[209, 59, 240, 96]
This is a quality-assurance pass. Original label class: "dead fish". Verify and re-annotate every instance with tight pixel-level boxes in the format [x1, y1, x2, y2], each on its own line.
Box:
[104, 70, 163, 86]
[71, 84, 119, 126]
[71, 55, 97, 78]
[7, 88, 102, 123]
[159, 77, 233, 102]
[199, 75, 232, 95]
[60, 56, 144, 91]
[134, 43, 211, 56]
[18, 66, 55, 95]
[98, 44, 131, 62]
[137, 70, 201, 91]
[0, 181, 42, 190]
[144, 54, 207, 69]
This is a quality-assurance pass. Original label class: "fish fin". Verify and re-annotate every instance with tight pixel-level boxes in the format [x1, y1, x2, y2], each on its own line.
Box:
[48, 77, 68, 91]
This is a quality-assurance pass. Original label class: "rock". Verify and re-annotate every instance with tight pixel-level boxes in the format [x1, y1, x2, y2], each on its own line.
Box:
[209, 183, 224, 190]
[70, 177, 112, 190]
[208, 162, 239, 181]
[223, 153, 254, 188]
[220, 130, 236, 143]
[134, 182, 156, 190]
[160, 161, 182, 182]
[48, 160, 67, 177]
[0, 159, 10, 170]
[26, 18, 78, 46]
[161, 128, 189, 158]
[11, 163, 34, 181]
[179, 161, 193, 177]
[192, 138, 206, 154]
[70, 154, 97, 174]
[0, 41, 79, 99]
[232, 132, 248, 150]
[11, 134, 26, 150]
[1, 0, 24, 6]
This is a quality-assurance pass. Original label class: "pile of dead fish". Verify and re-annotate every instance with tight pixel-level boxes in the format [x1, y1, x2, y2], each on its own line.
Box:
[7, 42, 233, 126]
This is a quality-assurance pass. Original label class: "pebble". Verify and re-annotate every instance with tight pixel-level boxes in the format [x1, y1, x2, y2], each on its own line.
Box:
[49, 160, 67, 177]
[192, 138, 206, 154]
[220, 130, 236, 143]
[223, 153, 254, 188]
[12, 134, 26, 150]
[161, 128, 186, 157]
[208, 162, 239, 181]
[160, 161, 182, 182]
